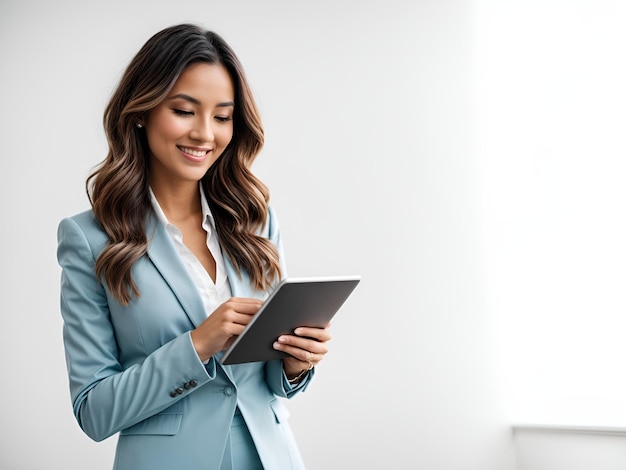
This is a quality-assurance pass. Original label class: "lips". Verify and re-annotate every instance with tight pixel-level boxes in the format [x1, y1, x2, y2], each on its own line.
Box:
[178, 145, 211, 162]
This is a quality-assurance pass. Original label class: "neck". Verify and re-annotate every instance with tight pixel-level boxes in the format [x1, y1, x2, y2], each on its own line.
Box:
[151, 180, 202, 223]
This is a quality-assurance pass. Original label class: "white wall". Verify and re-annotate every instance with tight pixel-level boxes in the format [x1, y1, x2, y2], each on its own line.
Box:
[0, 1, 514, 469]
[474, 0, 626, 428]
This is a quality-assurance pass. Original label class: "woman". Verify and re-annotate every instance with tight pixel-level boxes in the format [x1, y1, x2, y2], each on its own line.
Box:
[57, 24, 330, 469]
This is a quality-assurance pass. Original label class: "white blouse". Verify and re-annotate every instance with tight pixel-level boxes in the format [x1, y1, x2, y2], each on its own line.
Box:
[149, 184, 233, 318]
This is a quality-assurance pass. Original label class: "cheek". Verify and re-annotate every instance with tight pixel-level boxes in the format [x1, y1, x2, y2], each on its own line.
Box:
[156, 119, 187, 141]
[147, 113, 186, 143]
[217, 127, 234, 148]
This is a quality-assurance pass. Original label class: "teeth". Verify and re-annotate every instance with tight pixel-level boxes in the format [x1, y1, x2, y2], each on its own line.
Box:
[179, 146, 208, 157]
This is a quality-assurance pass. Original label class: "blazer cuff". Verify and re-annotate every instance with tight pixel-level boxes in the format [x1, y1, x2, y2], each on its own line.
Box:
[264, 359, 309, 397]
[282, 368, 314, 393]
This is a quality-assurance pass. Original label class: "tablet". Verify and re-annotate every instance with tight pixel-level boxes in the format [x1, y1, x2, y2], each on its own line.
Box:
[220, 275, 361, 365]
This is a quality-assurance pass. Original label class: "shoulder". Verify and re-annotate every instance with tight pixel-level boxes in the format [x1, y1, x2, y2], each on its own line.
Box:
[58, 209, 101, 233]
[62, 209, 98, 225]
[257, 204, 282, 245]
[266, 204, 280, 236]
[57, 209, 108, 253]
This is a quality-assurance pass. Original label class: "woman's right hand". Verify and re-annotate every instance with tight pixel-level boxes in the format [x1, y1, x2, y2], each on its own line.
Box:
[190, 297, 262, 362]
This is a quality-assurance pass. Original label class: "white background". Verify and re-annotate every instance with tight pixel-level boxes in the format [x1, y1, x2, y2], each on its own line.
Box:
[475, 0, 626, 428]
[1, 0, 624, 469]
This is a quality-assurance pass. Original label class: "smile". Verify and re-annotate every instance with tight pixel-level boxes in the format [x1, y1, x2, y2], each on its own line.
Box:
[178, 146, 210, 157]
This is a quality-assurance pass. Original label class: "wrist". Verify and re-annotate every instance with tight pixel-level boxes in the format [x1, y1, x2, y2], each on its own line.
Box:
[285, 359, 314, 384]
[287, 368, 309, 384]
[190, 330, 214, 363]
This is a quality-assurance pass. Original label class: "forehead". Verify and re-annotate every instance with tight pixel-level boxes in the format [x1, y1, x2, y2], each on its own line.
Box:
[169, 62, 235, 101]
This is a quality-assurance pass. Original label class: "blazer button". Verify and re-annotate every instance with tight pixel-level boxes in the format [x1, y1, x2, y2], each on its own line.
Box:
[223, 386, 234, 396]
[170, 390, 178, 398]
[175, 387, 184, 395]
[184, 382, 191, 390]
[189, 379, 198, 387]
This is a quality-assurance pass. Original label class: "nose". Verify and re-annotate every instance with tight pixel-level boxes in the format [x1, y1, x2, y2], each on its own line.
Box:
[189, 116, 215, 143]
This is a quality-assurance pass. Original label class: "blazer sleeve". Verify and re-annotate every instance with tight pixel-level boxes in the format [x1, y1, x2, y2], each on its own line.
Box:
[267, 204, 289, 279]
[57, 217, 217, 442]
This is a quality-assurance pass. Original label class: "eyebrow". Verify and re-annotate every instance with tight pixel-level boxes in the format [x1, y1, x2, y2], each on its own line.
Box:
[168, 93, 234, 107]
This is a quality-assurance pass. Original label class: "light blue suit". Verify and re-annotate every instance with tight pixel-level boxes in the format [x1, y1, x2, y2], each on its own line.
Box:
[57, 207, 311, 469]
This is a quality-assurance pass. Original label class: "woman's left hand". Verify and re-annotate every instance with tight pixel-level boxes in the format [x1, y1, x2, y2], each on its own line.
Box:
[274, 323, 332, 380]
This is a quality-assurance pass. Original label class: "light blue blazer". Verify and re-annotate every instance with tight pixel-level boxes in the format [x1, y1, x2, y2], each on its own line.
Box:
[57, 207, 312, 470]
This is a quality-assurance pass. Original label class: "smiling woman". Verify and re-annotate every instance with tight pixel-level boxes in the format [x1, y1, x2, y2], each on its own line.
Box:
[145, 63, 235, 187]
[56, 24, 331, 470]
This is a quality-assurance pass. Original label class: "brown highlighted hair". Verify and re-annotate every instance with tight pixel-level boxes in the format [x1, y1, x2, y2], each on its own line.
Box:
[87, 24, 280, 305]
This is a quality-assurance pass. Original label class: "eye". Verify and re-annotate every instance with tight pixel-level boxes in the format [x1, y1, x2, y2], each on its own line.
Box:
[172, 108, 194, 116]
[215, 116, 233, 123]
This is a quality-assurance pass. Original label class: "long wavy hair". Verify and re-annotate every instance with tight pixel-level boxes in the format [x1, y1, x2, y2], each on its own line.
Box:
[87, 24, 280, 305]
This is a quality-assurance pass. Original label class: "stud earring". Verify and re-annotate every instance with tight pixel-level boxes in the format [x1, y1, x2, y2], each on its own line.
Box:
[136, 123, 143, 128]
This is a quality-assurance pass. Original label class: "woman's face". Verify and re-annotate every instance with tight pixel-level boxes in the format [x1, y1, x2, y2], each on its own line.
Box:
[144, 62, 235, 188]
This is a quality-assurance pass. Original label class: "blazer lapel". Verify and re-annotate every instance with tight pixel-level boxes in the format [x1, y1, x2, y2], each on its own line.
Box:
[223, 257, 270, 301]
[145, 215, 207, 329]
[224, 257, 253, 298]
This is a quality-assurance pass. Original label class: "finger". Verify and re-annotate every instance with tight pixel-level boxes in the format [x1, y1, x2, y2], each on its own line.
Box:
[275, 335, 329, 356]
[229, 297, 264, 304]
[280, 334, 329, 352]
[216, 305, 256, 323]
[274, 343, 318, 365]
[224, 298, 263, 312]
[293, 326, 332, 342]
[230, 311, 257, 326]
